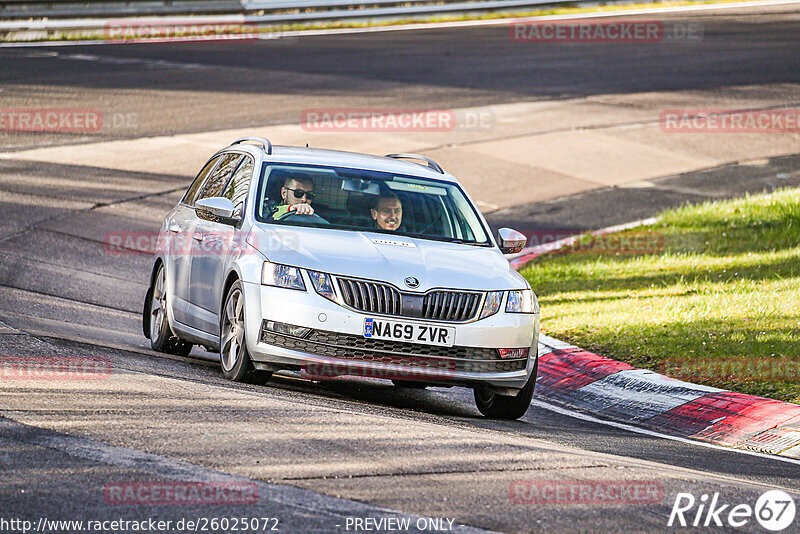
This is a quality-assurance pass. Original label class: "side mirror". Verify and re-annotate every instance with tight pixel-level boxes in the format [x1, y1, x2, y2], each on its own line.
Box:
[498, 228, 527, 254]
[195, 197, 239, 224]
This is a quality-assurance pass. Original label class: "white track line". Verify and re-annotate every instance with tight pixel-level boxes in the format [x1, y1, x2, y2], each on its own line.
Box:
[530, 398, 800, 466]
[1, 0, 799, 47]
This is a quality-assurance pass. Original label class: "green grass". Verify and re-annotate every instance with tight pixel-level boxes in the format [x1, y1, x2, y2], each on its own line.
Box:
[521, 188, 800, 403]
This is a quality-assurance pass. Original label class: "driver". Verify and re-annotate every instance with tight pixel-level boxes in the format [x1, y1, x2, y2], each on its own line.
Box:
[273, 173, 316, 219]
[370, 192, 403, 231]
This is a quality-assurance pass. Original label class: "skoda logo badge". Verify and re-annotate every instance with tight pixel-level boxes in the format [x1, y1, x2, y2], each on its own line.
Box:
[404, 277, 420, 288]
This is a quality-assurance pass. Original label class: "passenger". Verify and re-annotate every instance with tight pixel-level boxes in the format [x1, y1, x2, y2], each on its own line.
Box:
[371, 192, 403, 231]
[273, 173, 316, 219]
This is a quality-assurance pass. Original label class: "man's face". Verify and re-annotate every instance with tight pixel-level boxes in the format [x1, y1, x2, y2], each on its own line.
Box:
[281, 179, 314, 205]
[371, 197, 403, 231]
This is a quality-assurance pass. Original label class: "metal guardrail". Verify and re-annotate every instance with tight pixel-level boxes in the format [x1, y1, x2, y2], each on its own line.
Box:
[0, 0, 578, 27]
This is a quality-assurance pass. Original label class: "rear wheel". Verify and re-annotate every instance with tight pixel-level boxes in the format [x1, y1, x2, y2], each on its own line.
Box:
[473, 359, 537, 420]
[146, 263, 192, 357]
[220, 280, 271, 385]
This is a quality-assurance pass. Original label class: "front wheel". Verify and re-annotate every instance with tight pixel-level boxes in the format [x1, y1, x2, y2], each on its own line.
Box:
[220, 280, 271, 385]
[145, 263, 192, 357]
[473, 360, 537, 420]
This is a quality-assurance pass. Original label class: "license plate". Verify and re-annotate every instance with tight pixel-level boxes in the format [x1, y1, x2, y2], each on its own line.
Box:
[364, 318, 455, 347]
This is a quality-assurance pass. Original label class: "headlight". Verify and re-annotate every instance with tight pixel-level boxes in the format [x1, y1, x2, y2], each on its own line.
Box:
[479, 291, 503, 319]
[308, 270, 336, 301]
[261, 261, 305, 290]
[506, 289, 538, 313]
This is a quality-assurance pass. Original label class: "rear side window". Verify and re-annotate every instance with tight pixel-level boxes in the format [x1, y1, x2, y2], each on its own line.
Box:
[182, 155, 221, 205]
[196, 153, 242, 204]
[222, 156, 254, 218]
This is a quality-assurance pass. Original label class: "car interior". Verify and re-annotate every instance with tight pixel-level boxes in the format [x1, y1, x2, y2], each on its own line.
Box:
[257, 165, 467, 240]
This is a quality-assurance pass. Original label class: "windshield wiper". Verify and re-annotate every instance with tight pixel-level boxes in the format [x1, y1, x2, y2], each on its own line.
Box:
[452, 240, 492, 247]
[419, 235, 487, 246]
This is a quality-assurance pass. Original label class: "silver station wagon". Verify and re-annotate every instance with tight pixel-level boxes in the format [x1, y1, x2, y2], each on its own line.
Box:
[143, 137, 540, 419]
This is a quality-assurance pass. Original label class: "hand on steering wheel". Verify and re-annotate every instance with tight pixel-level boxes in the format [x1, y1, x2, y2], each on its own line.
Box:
[277, 208, 329, 225]
[276, 203, 315, 220]
[291, 204, 315, 216]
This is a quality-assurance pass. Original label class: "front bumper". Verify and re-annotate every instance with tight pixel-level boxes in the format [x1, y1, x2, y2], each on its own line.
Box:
[242, 281, 539, 390]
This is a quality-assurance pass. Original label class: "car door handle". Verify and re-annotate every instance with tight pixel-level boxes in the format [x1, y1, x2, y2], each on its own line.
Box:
[168, 223, 182, 233]
[192, 234, 204, 242]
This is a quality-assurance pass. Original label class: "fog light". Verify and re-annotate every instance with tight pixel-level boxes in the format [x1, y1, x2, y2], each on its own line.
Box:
[498, 348, 529, 360]
[264, 320, 311, 338]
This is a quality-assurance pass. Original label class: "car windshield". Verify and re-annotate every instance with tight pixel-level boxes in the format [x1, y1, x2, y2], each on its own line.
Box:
[254, 163, 491, 245]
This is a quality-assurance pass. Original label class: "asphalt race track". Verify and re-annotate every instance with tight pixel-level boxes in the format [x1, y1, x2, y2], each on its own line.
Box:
[1, 4, 800, 533]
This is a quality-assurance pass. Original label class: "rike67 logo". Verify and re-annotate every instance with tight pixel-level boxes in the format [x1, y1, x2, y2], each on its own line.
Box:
[668, 490, 796, 531]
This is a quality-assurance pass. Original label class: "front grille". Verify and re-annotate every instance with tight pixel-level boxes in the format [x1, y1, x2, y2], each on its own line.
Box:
[422, 291, 482, 321]
[337, 278, 401, 315]
[336, 277, 482, 322]
[260, 324, 527, 374]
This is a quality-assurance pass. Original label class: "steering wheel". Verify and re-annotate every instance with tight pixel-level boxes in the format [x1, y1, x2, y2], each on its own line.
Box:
[415, 219, 439, 235]
[277, 211, 330, 225]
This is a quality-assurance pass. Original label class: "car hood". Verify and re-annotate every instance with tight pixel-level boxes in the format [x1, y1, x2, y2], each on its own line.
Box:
[248, 224, 528, 292]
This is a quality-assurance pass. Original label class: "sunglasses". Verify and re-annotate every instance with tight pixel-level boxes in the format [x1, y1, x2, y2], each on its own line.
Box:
[285, 187, 316, 201]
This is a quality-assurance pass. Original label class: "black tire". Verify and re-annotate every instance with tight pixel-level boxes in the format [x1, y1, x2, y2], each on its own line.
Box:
[146, 263, 193, 357]
[473, 359, 538, 420]
[391, 380, 428, 389]
[220, 280, 272, 385]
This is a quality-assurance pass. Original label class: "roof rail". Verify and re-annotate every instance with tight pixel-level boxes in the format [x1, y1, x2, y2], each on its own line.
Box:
[385, 153, 444, 174]
[231, 136, 272, 155]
